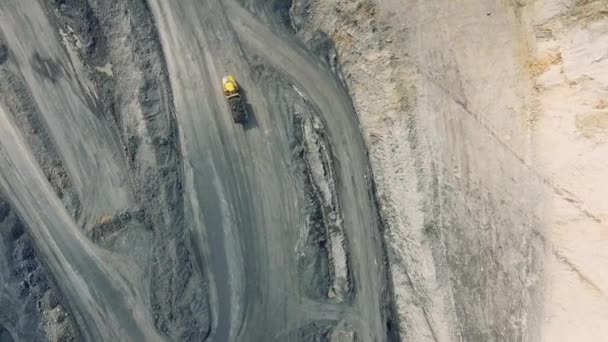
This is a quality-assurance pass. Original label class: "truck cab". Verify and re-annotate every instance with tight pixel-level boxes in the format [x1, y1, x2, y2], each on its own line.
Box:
[222, 75, 247, 124]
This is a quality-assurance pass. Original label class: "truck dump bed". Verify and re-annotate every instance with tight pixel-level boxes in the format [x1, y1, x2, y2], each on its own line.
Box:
[227, 95, 247, 124]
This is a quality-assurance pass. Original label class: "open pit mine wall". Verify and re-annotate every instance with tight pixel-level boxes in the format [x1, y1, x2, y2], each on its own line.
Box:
[1, 0, 605, 341]
[291, 0, 608, 341]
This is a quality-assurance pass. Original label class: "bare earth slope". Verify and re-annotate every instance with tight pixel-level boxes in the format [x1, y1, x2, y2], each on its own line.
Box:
[292, 0, 607, 341]
[0, 0, 604, 341]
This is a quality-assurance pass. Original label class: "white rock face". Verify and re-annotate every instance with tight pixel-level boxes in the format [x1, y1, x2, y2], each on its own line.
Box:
[525, 1, 608, 341]
[293, 0, 608, 340]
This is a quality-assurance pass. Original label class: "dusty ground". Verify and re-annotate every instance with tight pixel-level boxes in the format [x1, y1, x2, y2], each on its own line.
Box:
[0, 0, 394, 341]
[292, 0, 607, 340]
[0, 0, 605, 341]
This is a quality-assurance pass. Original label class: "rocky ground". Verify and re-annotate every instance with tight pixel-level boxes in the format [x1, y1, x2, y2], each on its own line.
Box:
[0, 0, 605, 341]
[1, 0, 394, 340]
[1, 0, 208, 340]
[0, 197, 77, 341]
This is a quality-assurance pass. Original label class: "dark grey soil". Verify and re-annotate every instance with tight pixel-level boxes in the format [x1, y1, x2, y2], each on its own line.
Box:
[250, 63, 335, 301]
[0, 0, 209, 340]
[0, 0, 398, 340]
[0, 196, 78, 341]
[46, 0, 211, 339]
[0, 326, 15, 342]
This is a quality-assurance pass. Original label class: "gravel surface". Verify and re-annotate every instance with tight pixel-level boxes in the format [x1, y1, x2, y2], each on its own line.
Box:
[0, 0, 396, 341]
[7, 0, 602, 341]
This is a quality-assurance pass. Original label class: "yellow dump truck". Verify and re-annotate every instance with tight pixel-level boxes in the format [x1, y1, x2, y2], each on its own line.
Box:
[222, 75, 247, 124]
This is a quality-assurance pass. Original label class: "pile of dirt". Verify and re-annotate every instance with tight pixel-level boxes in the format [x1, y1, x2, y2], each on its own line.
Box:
[0, 197, 78, 341]
[252, 63, 353, 303]
[518, 1, 608, 340]
[295, 109, 351, 302]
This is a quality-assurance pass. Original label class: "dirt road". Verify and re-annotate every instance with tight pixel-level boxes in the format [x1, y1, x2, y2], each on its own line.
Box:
[148, 0, 394, 340]
[0, 0, 396, 341]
